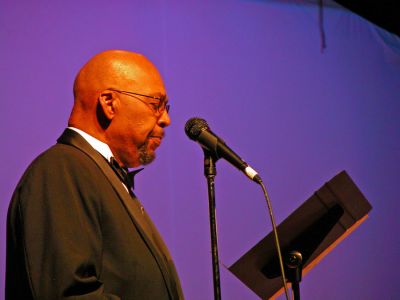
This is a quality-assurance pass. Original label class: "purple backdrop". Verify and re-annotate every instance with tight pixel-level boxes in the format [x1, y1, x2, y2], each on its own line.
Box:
[1, 0, 399, 299]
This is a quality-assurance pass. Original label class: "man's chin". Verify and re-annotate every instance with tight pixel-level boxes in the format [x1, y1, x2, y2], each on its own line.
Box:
[138, 146, 156, 166]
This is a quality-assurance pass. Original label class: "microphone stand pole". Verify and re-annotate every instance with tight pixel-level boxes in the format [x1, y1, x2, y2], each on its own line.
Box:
[204, 151, 222, 300]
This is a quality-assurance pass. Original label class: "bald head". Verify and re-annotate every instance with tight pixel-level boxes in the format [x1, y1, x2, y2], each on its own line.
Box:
[73, 50, 161, 100]
[71, 50, 163, 112]
[69, 50, 165, 135]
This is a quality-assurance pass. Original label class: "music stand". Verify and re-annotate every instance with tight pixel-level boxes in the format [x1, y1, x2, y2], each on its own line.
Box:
[229, 170, 372, 299]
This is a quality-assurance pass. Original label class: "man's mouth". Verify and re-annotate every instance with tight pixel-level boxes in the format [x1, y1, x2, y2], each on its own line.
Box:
[148, 130, 164, 140]
[148, 135, 163, 148]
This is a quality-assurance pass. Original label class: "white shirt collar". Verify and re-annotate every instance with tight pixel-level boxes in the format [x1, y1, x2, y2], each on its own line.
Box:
[68, 127, 114, 162]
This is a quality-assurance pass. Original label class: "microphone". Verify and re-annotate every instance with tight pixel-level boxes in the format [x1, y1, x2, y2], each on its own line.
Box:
[185, 117, 261, 183]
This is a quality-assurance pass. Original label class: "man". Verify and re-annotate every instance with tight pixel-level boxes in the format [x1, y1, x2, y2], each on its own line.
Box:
[6, 50, 184, 299]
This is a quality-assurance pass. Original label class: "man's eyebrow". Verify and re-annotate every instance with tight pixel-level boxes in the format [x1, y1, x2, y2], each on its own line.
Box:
[150, 93, 168, 102]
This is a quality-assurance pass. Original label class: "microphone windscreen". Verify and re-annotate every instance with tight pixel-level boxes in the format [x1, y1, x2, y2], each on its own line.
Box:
[184, 117, 209, 140]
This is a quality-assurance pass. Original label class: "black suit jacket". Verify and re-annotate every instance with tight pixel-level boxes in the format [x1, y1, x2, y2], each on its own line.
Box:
[6, 129, 184, 299]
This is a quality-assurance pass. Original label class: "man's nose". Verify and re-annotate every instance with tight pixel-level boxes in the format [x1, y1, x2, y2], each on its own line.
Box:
[157, 109, 171, 128]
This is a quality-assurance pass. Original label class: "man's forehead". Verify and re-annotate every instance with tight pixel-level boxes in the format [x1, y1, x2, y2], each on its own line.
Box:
[93, 51, 165, 94]
[121, 70, 166, 93]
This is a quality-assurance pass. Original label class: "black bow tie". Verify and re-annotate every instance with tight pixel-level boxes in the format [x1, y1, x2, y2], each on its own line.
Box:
[109, 157, 143, 192]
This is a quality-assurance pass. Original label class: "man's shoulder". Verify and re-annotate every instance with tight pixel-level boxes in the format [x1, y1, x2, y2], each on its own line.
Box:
[31, 142, 93, 168]
[19, 142, 102, 186]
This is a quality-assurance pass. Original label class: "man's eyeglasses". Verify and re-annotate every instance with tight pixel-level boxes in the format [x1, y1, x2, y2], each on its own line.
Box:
[109, 88, 170, 116]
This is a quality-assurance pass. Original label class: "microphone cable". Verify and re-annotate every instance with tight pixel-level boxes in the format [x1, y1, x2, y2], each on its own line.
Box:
[258, 178, 291, 300]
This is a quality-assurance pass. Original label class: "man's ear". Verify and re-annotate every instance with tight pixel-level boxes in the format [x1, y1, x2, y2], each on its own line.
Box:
[98, 90, 117, 121]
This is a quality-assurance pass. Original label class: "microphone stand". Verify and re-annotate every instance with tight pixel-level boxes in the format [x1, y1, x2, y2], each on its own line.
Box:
[203, 150, 222, 300]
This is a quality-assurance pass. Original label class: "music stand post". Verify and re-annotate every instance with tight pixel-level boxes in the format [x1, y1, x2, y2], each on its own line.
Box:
[285, 251, 303, 300]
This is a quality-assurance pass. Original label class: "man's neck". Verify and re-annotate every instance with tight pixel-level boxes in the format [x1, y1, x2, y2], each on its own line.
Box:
[68, 127, 114, 162]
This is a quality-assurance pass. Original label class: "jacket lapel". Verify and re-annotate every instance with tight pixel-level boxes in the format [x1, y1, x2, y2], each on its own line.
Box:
[57, 129, 179, 299]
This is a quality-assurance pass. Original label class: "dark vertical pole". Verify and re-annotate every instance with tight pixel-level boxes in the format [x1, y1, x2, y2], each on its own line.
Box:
[286, 250, 303, 300]
[204, 152, 221, 300]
